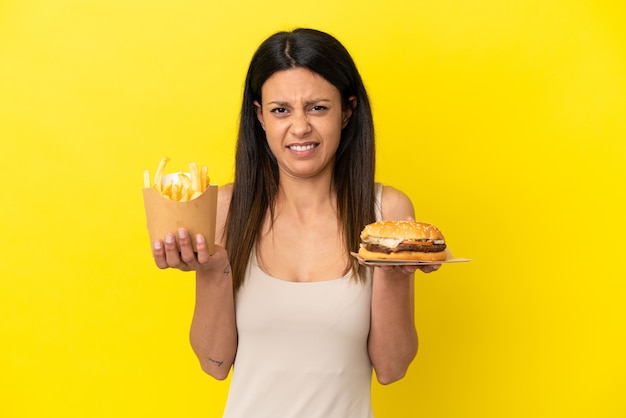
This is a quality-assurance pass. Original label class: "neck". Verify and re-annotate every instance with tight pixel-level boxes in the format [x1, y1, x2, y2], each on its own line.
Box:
[274, 173, 337, 222]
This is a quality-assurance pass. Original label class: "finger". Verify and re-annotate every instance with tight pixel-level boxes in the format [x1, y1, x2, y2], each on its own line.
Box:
[177, 228, 197, 265]
[164, 233, 184, 267]
[417, 264, 441, 273]
[194, 234, 211, 265]
[399, 265, 418, 275]
[152, 240, 170, 269]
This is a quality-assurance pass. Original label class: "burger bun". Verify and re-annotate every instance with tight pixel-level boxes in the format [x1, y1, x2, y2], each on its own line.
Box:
[358, 246, 448, 262]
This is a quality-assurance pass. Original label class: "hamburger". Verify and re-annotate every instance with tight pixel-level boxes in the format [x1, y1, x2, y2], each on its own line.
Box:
[358, 220, 447, 261]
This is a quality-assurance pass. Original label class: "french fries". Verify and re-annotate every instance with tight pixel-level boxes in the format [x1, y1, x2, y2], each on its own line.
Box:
[144, 157, 211, 202]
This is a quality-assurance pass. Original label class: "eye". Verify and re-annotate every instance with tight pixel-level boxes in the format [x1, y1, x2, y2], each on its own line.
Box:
[310, 105, 328, 112]
[270, 107, 288, 114]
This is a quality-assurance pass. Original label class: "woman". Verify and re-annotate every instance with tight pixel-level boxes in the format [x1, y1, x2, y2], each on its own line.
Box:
[152, 28, 439, 417]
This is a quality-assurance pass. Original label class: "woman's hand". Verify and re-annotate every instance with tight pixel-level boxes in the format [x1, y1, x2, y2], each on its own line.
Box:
[356, 257, 441, 274]
[152, 227, 229, 272]
[378, 263, 441, 275]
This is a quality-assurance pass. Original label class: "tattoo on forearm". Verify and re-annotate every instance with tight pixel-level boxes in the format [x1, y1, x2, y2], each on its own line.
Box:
[208, 357, 224, 367]
[223, 265, 231, 275]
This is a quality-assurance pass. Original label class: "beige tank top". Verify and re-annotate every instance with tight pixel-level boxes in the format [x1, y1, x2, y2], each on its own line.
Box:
[222, 184, 383, 418]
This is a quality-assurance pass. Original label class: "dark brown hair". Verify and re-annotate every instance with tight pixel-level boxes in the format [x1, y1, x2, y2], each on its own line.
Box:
[225, 28, 377, 294]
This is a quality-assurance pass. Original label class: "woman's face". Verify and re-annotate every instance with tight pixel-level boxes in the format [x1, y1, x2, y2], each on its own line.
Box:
[255, 67, 355, 181]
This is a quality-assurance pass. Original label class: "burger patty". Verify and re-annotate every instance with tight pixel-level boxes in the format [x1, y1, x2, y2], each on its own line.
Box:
[365, 242, 447, 254]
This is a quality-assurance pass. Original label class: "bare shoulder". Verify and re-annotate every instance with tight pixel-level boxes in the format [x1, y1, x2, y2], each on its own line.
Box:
[217, 183, 234, 209]
[215, 183, 234, 245]
[380, 185, 415, 221]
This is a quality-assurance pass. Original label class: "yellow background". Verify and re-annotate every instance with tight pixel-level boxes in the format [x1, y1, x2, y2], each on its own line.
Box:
[1, 0, 625, 417]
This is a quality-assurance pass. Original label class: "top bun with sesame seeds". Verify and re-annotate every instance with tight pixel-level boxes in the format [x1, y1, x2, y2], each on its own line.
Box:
[358, 220, 448, 261]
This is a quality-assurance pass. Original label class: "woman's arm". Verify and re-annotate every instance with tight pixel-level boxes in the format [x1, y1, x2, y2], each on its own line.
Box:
[189, 247, 237, 380]
[367, 185, 438, 384]
[152, 184, 238, 380]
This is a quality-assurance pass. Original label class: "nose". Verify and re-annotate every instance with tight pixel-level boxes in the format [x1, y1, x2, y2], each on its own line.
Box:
[290, 112, 311, 136]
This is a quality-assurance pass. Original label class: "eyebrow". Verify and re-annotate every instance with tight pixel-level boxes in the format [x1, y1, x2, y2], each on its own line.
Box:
[266, 98, 332, 107]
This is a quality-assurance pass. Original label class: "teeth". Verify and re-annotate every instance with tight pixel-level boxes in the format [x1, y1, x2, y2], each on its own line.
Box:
[289, 144, 316, 151]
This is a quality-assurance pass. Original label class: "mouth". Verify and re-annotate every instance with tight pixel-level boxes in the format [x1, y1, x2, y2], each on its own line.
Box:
[287, 143, 318, 152]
